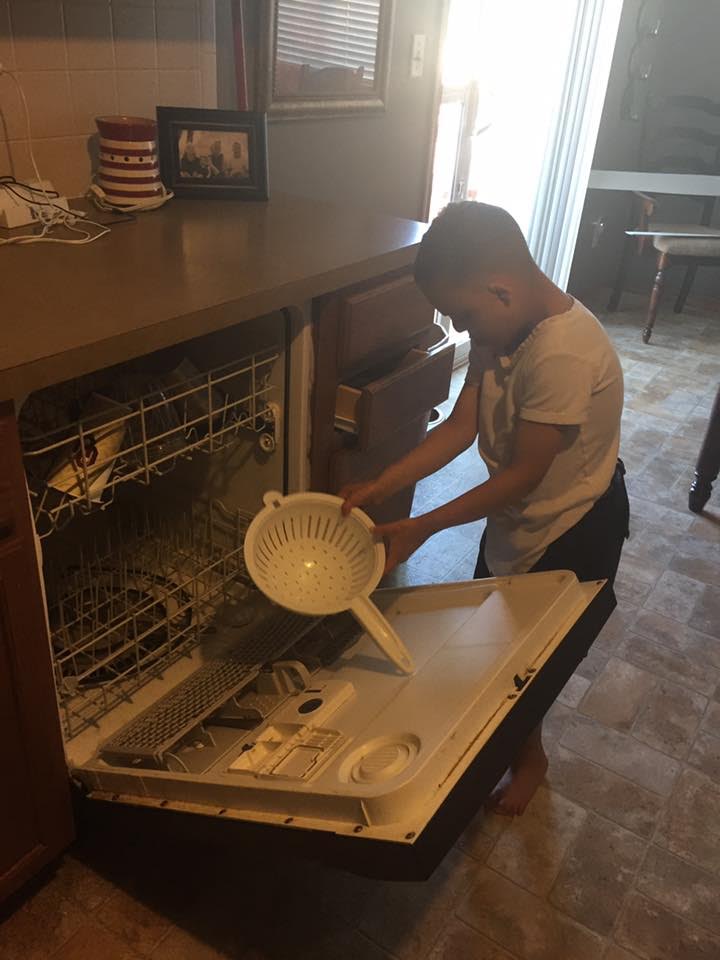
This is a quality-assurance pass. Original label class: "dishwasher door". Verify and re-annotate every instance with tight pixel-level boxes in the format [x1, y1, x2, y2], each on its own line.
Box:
[75, 571, 613, 880]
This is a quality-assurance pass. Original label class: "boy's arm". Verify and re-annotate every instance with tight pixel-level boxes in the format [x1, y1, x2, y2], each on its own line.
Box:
[340, 382, 479, 513]
[377, 418, 566, 572]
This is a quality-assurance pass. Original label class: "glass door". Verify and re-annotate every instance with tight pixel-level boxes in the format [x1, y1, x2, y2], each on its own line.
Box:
[427, 0, 622, 334]
[428, 81, 478, 367]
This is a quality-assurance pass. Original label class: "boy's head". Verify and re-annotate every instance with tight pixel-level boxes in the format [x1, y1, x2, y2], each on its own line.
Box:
[414, 202, 541, 351]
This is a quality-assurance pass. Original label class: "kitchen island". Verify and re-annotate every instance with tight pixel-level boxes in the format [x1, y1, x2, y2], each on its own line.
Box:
[0, 193, 446, 900]
[0, 193, 426, 401]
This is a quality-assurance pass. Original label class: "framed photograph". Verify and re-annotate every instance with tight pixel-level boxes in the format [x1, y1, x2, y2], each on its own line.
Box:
[156, 107, 269, 200]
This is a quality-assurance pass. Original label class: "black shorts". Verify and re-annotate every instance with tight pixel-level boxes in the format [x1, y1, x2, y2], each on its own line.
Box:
[474, 460, 630, 586]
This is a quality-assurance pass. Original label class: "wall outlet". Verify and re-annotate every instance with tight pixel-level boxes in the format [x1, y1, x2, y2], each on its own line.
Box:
[410, 34, 426, 78]
[0, 180, 69, 229]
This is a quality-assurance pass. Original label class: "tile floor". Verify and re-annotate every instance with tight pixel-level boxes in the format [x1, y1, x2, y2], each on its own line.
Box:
[2, 293, 720, 960]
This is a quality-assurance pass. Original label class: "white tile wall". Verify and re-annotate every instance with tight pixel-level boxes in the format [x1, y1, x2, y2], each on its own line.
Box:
[0, 0, 216, 197]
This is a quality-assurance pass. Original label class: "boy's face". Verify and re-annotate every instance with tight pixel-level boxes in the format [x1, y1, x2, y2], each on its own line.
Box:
[421, 276, 527, 352]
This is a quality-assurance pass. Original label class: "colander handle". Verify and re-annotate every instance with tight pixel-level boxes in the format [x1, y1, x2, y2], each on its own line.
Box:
[263, 490, 284, 508]
[350, 597, 415, 676]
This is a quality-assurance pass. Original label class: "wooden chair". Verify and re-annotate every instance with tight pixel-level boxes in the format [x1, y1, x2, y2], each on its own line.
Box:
[607, 95, 720, 342]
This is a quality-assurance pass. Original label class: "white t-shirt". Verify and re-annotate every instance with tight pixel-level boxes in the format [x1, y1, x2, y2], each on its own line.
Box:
[465, 298, 623, 576]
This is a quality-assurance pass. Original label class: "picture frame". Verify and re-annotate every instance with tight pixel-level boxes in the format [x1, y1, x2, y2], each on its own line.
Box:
[256, 0, 395, 120]
[156, 107, 269, 200]
[232, 0, 249, 110]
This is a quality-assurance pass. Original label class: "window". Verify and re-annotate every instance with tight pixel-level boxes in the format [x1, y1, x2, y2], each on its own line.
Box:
[275, 0, 382, 83]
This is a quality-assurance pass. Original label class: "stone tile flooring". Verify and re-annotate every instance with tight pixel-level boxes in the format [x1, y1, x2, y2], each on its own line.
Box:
[2, 294, 720, 959]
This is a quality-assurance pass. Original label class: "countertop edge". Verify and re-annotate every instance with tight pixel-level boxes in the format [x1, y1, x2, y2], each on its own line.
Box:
[2, 244, 418, 405]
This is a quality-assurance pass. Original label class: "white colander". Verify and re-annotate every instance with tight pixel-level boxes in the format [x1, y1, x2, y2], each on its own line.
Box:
[244, 491, 414, 675]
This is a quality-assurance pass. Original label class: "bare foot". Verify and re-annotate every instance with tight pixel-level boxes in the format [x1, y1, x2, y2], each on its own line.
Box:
[486, 727, 549, 817]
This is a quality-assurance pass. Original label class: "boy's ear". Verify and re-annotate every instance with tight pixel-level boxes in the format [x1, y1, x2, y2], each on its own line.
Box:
[488, 283, 512, 307]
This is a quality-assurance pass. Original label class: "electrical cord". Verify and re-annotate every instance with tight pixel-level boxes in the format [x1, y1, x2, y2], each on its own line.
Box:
[87, 182, 174, 214]
[1, 174, 136, 232]
[1, 176, 78, 220]
[0, 66, 111, 246]
[0, 175, 60, 198]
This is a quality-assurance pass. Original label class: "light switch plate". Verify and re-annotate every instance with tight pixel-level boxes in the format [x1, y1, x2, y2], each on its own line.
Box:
[410, 34, 426, 78]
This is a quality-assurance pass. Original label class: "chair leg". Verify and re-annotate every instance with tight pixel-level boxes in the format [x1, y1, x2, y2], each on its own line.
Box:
[643, 252, 669, 343]
[607, 234, 634, 312]
[674, 263, 698, 313]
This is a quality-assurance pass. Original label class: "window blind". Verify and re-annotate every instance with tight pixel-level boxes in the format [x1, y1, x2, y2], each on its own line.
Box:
[275, 1, 382, 82]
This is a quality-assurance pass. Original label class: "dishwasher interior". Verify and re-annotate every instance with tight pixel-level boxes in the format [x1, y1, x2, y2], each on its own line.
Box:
[18, 312, 607, 862]
[19, 313, 298, 739]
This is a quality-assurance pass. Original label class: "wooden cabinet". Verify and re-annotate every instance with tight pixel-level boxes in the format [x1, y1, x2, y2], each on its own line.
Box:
[335, 273, 436, 375]
[311, 271, 452, 521]
[335, 345, 455, 450]
[0, 404, 74, 903]
[330, 414, 432, 525]
[0, 195, 433, 902]
[0, 264, 440, 902]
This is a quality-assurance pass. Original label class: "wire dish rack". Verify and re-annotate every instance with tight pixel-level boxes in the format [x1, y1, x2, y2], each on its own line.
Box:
[20, 347, 279, 538]
[48, 499, 258, 740]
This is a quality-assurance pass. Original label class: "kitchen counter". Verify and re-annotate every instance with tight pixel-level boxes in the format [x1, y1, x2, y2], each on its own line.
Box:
[0, 193, 427, 401]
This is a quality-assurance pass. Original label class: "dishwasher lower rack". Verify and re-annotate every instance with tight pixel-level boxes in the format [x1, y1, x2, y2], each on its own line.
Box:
[46, 499, 273, 741]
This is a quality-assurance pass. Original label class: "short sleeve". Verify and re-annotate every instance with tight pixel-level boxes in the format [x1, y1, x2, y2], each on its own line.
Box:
[518, 353, 593, 426]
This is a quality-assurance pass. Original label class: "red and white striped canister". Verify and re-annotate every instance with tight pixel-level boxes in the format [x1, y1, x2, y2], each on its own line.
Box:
[95, 116, 163, 206]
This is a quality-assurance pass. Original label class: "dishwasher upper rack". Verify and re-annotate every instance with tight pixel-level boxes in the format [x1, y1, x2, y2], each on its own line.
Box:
[20, 346, 280, 539]
[47, 499, 256, 740]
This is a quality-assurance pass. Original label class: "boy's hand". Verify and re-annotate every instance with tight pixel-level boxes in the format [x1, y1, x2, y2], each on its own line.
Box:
[374, 517, 432, 574]
[339, 479, 385, 516]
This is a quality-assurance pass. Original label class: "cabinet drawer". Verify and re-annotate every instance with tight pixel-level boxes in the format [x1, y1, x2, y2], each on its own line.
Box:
[337, 274, 435, 373]
[330, 413, 431, 525]
[335, 343, 454, 450]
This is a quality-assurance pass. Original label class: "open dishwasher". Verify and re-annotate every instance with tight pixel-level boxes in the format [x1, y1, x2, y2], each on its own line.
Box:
[18, 310, 613, 879]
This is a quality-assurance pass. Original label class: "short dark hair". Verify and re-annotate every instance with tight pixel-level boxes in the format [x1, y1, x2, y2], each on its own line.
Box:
[414, 201, 534, 289]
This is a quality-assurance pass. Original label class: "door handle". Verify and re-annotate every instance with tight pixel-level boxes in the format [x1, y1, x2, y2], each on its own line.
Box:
[591, 217, 606, 248]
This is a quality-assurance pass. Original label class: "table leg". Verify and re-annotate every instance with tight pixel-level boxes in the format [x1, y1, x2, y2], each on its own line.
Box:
[607, 233, 634, 312]
[689, 381, 720, 513]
